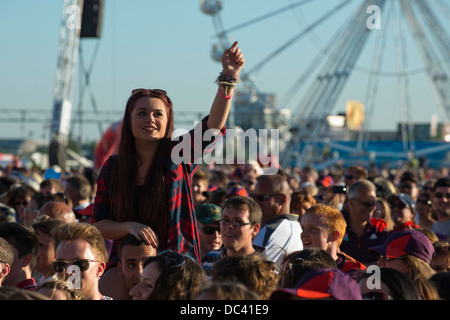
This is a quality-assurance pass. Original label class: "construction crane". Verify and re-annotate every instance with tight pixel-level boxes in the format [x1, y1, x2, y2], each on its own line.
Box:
[49, 0, 103, 168]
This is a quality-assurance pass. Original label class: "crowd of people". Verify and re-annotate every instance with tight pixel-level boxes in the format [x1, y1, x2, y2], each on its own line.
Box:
[1, 42, 450, 302]
[1, 155, 449, 301]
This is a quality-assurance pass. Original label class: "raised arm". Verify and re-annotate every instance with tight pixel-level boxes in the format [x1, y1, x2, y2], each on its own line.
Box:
[207, 41, 245, 131]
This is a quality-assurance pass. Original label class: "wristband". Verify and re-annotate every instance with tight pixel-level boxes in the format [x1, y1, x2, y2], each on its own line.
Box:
[217, 88, 233, 100]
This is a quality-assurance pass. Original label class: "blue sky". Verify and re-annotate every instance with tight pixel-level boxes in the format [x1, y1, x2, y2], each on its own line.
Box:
[1, 0, 449, 143]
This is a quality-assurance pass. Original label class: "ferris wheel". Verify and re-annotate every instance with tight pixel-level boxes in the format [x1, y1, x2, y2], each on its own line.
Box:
[200, 0, 450, 169]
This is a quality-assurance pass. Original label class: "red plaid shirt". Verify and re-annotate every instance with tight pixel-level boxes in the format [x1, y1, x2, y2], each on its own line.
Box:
[93, 116, 225, 266]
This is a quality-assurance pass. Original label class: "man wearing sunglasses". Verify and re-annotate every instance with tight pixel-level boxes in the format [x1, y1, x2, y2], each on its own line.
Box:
[195, 203, 223, 258]
[432, 177, 450, 241]
[252, 171, 303, 268]
[387, 193, 420, 232]
[340, 180, 389, 265]
[54, 222, 111, 300]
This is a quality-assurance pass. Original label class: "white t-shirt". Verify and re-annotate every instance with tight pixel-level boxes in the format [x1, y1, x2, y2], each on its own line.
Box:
[253, 214, 303, 267]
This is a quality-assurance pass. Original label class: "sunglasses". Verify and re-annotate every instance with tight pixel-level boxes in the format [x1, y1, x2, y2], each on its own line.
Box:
[158, 249, 195, 269]
[389, 203, 407, 209]
[362, 292, 393, 300]
[131, 88, 171, 102]
[52, 259, 98, 273]
[250, 194, 280, 202]
[380, 255, 407, 262]
[219, 219, 252, 228]
[199, 226, 221, 235]
[435, 192, 450, 199]
[353, 199, 376, 208]
[417, 199, 432, 205]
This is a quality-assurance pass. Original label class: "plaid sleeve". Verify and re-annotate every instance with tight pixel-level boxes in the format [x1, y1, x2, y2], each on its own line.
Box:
[166, 117, 226, 263]
[92, 156, 117, 223]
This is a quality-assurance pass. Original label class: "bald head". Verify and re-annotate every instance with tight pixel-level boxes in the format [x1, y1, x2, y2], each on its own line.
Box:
[254, 171, 292, 224]
[257, 173, 291, 200]
[37, 201, 76, 223]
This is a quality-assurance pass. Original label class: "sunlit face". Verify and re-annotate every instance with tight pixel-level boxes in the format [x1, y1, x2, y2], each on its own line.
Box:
[253, 181, 282, 225]
[220, 207, 259, 254]
[378, 255, 409, 275]
[129, 261, 161, 300]
[34, 230, 56, 277]
[301, 213, 332, 251]
[198, 222, 222, 255]
[433, 187, 450, 217]
[118, 244, 156, 291]
[193, 179, 208, 206]
[130, 97, 168, 143]
[389, 200, 414, 228]
[348, 189, 377, 223]
[55, 239, 104, 299]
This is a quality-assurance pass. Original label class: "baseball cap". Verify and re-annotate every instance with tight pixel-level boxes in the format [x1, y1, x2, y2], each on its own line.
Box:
[226, 186, 249, 198]
[368, 229, 435, 264]
[388, 193, 416, 212]
[270, 268, 362, 300]
[195, 203, 222, 225]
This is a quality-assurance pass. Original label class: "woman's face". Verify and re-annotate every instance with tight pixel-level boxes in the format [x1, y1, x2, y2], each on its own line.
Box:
[373, 201, 386, 220]
[416, 196, 432, 216]
[378, 256, 410, 275]
[130, 97, 169, 143]
[13, 195, 31, 218]
[390, 200, 414, 227]
[129, 261, 161, 300]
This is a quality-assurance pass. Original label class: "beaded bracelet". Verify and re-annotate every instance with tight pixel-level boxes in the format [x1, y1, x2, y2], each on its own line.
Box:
[216, 81, 236, 88]
[217, 87, 233, 100]
[215, 72, 240, 88]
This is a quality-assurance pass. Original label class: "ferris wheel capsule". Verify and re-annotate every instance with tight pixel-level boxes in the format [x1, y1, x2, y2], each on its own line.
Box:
[200, 0, 222, 15]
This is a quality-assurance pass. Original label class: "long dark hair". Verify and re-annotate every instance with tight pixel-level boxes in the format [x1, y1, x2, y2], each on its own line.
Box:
[110, 90, 174, 249]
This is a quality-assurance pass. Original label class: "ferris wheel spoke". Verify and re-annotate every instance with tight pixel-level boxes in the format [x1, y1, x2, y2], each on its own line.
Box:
[358, 0, 393, 151]
[244, 0, 353, 78]
[401, 0, 450, 122]
[415, 0, 450, 74]
[216, 0, 315, 37]
[392, 0, 414, 154]
[279, 2, 363, 110]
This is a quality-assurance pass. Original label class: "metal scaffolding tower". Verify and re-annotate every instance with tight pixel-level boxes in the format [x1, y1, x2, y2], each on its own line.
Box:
[49, 0, 84, 168]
